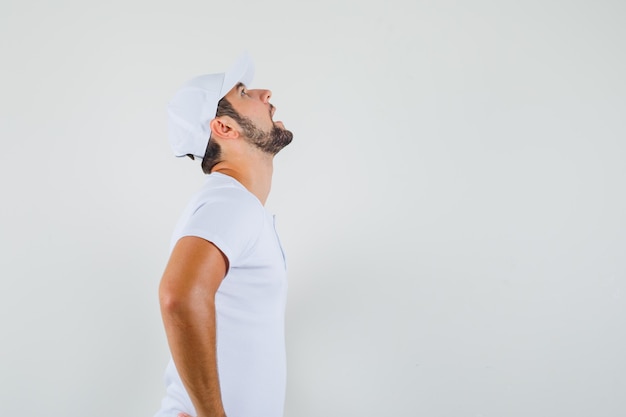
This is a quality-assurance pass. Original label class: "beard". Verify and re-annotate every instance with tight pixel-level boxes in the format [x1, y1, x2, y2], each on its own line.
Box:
[248, 124, 294, 155]
[238, 116, 293, 156]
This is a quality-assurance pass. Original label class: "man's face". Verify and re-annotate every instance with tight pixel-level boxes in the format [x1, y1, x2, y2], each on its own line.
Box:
[223, 82, 293, 155]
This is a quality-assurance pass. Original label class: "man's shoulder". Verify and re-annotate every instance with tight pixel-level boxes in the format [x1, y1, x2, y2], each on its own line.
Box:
[175, 174, 267, 261]
[193, 173, 262, 212]
[182, 174, 265, 231]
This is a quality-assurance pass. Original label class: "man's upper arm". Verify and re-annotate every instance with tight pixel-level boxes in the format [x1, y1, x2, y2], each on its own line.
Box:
[159, 236, 229, 307]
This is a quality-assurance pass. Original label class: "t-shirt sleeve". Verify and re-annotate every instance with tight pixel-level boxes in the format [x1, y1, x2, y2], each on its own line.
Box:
[178, 189, 263, 267]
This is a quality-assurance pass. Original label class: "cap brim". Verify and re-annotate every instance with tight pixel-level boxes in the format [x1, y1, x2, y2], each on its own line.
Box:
[220, 51, 255, 98]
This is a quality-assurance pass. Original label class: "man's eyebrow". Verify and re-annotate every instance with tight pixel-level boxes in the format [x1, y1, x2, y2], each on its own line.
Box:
[234, 82, 246, 90]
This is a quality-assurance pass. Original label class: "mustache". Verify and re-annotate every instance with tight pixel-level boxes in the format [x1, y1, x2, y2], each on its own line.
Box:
[269, 104, 275, 119]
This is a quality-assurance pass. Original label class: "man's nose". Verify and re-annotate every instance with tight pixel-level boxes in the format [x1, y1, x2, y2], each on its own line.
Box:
[259, 89, 272, 103]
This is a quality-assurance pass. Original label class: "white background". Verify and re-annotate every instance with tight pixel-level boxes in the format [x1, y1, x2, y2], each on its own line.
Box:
[1, 0, 625, 416]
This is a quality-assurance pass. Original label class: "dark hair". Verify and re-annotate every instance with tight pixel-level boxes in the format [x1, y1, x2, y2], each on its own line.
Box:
[199, 138, 222, 174]
[196, 97, 243, 174]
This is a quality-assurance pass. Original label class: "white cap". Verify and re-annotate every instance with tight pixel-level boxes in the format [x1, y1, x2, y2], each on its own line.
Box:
[167, 52, 255, 158]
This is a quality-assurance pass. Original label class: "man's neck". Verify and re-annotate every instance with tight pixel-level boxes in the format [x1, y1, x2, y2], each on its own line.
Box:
[212, 153, 274, 206]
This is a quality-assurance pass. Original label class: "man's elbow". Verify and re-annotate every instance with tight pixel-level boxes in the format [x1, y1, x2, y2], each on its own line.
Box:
[159, 288, 184, 315]
[159, 279, 214, 317]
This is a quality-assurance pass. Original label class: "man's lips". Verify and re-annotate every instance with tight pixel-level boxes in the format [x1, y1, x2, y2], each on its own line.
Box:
[270, 105, 285, 128]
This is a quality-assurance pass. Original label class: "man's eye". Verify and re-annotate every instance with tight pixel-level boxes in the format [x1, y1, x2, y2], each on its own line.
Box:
[240, 89, 247, 96]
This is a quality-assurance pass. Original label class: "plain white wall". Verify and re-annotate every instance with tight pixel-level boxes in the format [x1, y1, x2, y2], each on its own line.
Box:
[1, 0, 625, 416]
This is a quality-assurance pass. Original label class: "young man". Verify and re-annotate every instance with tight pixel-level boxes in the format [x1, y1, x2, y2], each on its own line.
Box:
[154, 53, 293, 417]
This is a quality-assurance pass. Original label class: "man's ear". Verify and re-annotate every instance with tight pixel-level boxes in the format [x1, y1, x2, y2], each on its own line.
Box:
[209, 116, 240, 140]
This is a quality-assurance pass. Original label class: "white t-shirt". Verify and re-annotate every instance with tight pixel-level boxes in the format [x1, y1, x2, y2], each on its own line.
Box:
[155, 172, 288, 417]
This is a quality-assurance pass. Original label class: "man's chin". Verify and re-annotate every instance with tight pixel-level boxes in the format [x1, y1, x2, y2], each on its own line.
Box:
[268, 125, 293, 155]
